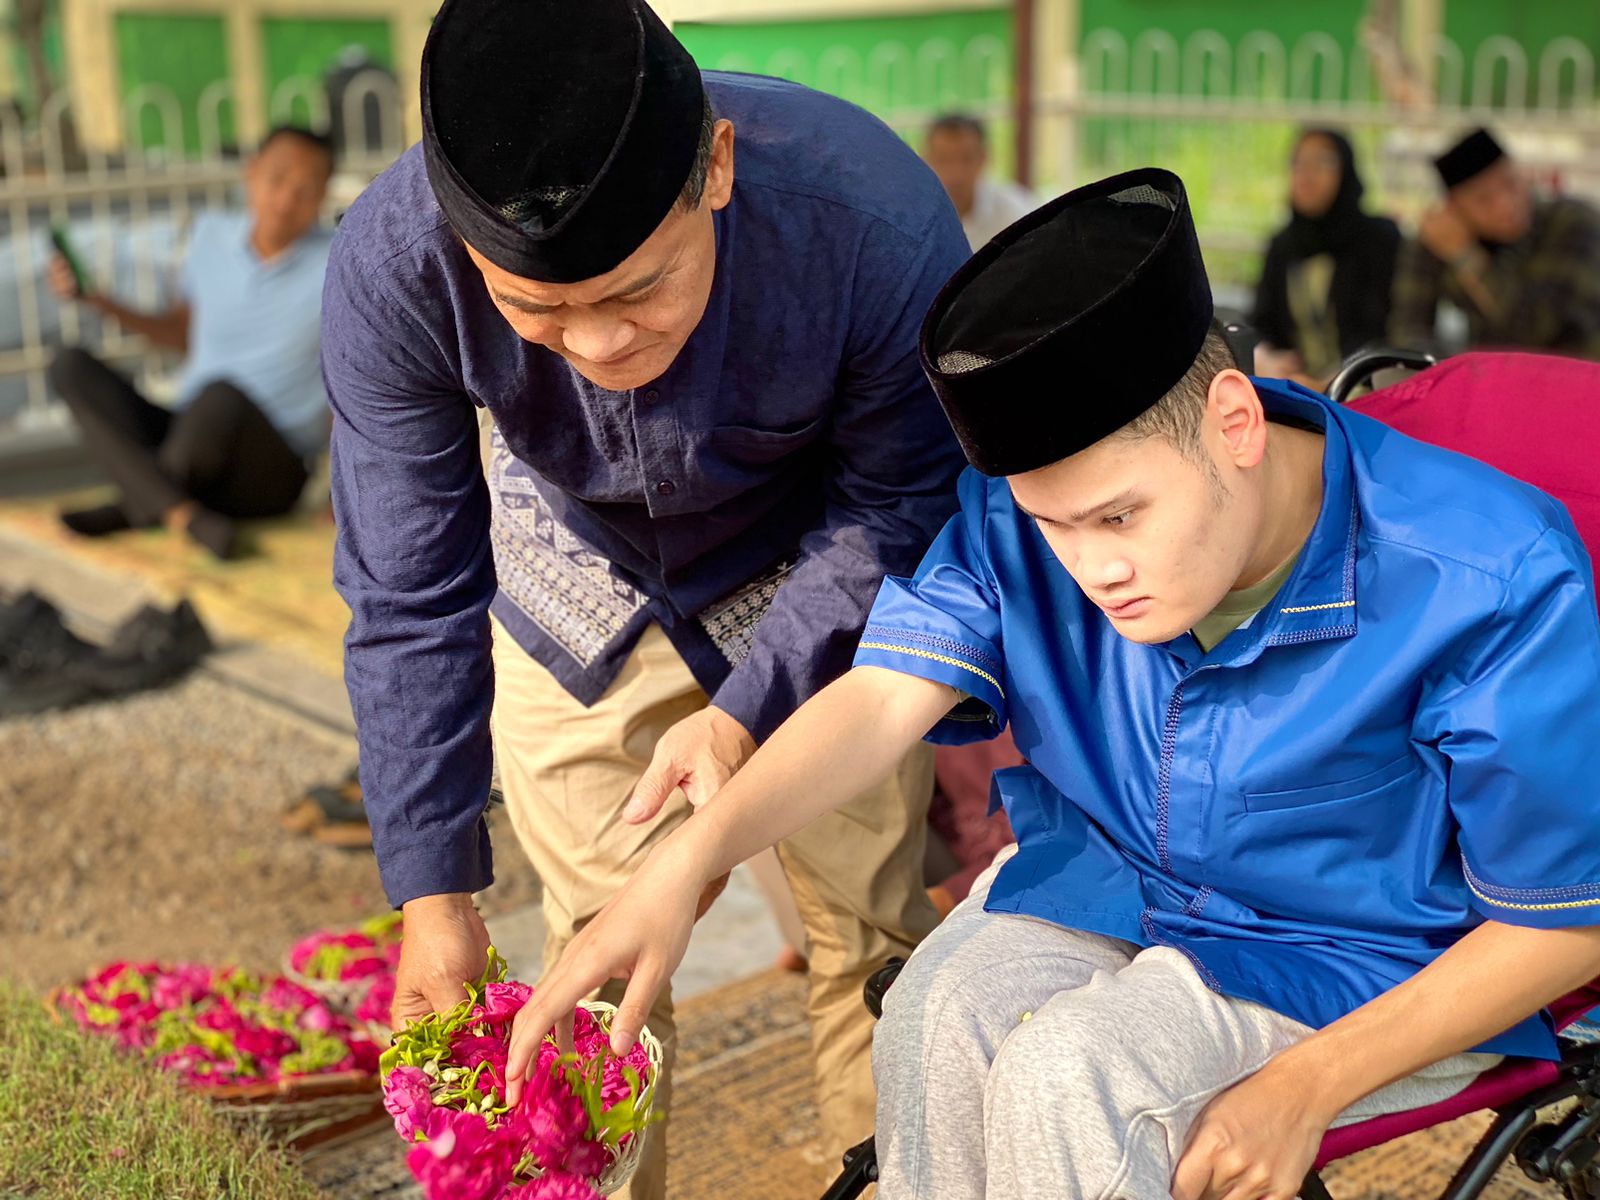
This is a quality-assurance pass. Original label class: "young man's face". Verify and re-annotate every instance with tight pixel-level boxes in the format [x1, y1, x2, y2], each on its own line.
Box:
[1006, 371, 1269, 645]
[1450, 159, 1533, 245]
[464, 120, 735, 393]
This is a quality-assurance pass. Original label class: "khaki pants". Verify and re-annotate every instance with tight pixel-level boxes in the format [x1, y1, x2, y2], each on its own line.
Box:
[491, 616, 939, 1199]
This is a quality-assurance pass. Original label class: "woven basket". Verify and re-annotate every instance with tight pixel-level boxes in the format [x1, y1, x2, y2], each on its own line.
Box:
[281, 953, 387, 1015]
[44, 988, 385, 1151]
[204, 1071, 387, 1151]
[573, 999, 665, 1197]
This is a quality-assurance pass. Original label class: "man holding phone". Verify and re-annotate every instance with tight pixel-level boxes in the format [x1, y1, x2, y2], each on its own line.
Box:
[46, 125, 335, 559]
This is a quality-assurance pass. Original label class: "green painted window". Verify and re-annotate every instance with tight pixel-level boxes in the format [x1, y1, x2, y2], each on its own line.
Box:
[114, 12, 231, 155]
[676, 9, 1015, 169]
[261, 17, 395, 128]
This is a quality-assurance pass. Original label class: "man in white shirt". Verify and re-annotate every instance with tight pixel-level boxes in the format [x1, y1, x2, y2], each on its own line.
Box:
[924, 112, 1037, 252]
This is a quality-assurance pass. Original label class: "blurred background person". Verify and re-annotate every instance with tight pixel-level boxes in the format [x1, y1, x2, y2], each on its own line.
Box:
[45, 126, 335, 560]
[923, 111, 1036, 252]
[1251, 128, 1400, 389]
[1389, 127, 1600, 361]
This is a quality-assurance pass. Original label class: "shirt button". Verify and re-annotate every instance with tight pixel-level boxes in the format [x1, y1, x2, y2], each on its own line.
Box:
[656, 480, 676, 497]
[643, 388, 661, 405]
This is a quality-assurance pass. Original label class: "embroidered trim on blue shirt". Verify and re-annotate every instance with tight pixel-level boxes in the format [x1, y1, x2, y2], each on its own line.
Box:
[1140, 907, 1222, 992]
[1463, 858, 1600, 909]
[1279, 600, 1356, 614]
[1154, 683, 1186, 874]
[857, 640, 1004, 697]
[862, 624, 1002, 672]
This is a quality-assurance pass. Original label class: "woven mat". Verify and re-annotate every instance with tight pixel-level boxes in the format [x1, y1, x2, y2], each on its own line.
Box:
[301, 965, 1556, 1199]
[0, 489, 346, 675]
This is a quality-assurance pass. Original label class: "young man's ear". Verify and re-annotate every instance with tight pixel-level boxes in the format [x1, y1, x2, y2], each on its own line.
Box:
[1209, 369, 1268, 470]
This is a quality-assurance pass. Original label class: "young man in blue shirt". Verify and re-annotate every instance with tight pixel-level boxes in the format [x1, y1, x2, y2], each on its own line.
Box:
[510, 169, 1600, 1199]
[48, 125, 334, 560]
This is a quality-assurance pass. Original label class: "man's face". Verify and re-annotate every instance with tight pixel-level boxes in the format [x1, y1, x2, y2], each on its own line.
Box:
[245, 135, 331, 252]
[465, 120, 735, 393]
[925, 127, 986, 214]
[1450, 159, 1533, 245]
[1006, 375, 1266, 645]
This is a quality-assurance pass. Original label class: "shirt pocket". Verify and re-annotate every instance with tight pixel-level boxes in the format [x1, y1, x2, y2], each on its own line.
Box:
[703, 418, 826, 465]
[1242, 753, 1420, 813]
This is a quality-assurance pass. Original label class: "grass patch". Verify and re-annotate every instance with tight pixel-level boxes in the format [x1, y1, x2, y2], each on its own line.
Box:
[0, 978, 324, 1200]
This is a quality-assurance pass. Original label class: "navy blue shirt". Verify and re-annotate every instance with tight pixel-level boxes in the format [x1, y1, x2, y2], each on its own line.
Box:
[323, 74, 969, 907]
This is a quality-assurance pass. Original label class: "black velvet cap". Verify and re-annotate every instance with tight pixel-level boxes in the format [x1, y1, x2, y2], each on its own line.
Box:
[421, 0, 707, 283]
[1434, 128, 1506, 190]
[920, 168, 1213, 477]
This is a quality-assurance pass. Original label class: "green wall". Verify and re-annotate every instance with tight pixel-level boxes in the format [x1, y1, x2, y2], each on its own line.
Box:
[677, 9, 1015, 167]
[114, 13, 230, 154]
[261, 16, 394, 126]
[110, 11, 395, 152]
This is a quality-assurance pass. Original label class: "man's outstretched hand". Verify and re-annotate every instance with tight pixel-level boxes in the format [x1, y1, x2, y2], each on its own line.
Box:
[622, 705, 755, 824]
[391, 892, 493, 1030]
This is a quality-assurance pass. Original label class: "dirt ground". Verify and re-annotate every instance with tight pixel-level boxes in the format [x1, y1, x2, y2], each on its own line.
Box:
[1, 673, 541, 994]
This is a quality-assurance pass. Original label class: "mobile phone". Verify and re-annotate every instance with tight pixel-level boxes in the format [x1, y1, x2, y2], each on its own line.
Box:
[49, 225, 92, 296]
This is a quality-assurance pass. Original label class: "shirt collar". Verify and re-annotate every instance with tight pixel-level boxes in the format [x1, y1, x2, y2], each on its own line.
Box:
[1177, 378, 1360, 671]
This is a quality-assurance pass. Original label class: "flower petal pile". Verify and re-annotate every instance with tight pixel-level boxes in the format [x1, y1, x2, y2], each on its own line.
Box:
[54, 961, 383, 1088]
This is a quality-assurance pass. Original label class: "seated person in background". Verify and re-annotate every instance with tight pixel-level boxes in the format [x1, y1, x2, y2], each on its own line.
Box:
[47, 125, 336, 559]
[507, 169, 1600, 1200]
[924, 112, 1037, 253]
[1389, 127, 1600, 361]
[1251, 128, 1400, 388]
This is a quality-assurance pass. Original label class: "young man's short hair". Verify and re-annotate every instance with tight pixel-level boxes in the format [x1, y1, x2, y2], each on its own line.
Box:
[1117, 321, 1238, 464]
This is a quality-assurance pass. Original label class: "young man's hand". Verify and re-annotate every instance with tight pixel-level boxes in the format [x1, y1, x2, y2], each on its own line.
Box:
[502, 835, 711, 1106]
[622, 705, 756, 823]
[1170, 1060, 1333, 1200]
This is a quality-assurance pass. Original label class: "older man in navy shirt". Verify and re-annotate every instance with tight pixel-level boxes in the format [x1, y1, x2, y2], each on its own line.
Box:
[322, 1, 966, 1190]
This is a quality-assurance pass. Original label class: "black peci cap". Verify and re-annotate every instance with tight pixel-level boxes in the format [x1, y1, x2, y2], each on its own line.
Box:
[920, 168, 1214, 477]
[421, 0, 707, 283]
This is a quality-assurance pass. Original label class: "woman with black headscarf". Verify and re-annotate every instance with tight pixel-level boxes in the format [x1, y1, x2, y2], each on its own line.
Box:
[1251, 129, 1401, 386]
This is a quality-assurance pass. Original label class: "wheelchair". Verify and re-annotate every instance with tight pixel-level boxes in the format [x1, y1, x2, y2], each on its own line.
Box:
[820, 346, 1600, 1200]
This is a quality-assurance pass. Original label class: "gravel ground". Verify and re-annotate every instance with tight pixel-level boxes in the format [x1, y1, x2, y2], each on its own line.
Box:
[1, 672, 541, 994]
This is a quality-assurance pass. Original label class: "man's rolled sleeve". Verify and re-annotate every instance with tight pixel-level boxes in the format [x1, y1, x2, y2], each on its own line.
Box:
[711, 206, 969, 741]
[853, 470, 1007, 743]
[323, 236, 497, 908]
[1416, 522, 1600, 929]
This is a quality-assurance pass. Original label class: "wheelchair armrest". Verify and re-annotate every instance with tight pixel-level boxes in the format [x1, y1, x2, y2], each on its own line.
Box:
[864, 957, 906, 1020]
[1325, 346, 1439, 405]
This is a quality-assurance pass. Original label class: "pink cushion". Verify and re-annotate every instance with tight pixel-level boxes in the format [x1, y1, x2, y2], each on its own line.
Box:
[1312, 982, 1600, 1169]
[1350, 351, 1600, 609]
[1313, 1058, 1561, 1169]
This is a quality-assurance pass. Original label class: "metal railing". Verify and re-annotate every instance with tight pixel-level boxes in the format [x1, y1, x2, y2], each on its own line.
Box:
[1050, 27, 1600, 288]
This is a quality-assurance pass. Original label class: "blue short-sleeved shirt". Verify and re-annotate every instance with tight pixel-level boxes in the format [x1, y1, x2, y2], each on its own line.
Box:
[178, 211, 332, 457]
[855, 379, 1600, 1061]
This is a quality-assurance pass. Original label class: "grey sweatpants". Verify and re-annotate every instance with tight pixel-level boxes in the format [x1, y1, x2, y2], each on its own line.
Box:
[873, 848, 1499, 1199]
